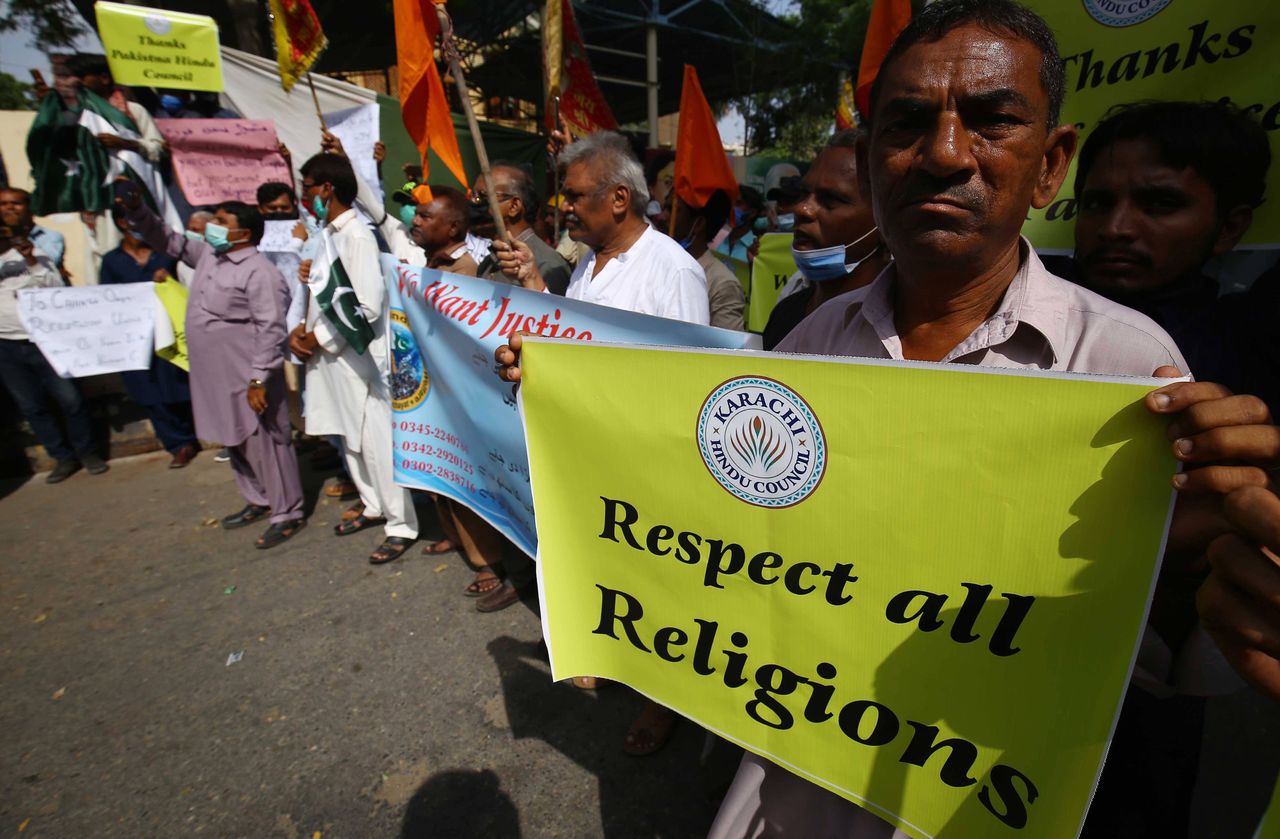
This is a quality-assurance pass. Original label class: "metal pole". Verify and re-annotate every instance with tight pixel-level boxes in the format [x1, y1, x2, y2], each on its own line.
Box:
[646, 24, 659, 148]
[435, 5, 508, 242]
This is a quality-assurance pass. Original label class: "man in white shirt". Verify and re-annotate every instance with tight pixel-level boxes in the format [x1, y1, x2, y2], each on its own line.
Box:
[289, 154, 418, 564]
[494, 131, 709, 325]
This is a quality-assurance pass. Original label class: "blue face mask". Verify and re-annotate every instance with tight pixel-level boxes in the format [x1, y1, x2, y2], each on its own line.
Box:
[752, 216, 769, 233]
[160, 94, 184, 113]
[184, 230, 204, 244]
[311, 195, 328, 222]
[203, 222, 242, 253]
[399, 204, 417, 226]
[791, 227, 878, 282]
[775, 213, 795, 232]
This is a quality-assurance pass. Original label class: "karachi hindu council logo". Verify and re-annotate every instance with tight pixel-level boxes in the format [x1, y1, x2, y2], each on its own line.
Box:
[143, 14, 172, 35]
[389, 310, 429, 412]
[1082, 0, 1170, 27]
[697, 377, 826, 508]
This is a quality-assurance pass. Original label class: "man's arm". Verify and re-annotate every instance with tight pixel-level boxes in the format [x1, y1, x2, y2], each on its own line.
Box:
[122, 191, 209, 269]
[708, 270, 746, 332]
[128, 103, 166, 163]
[246, 262, 289, 382]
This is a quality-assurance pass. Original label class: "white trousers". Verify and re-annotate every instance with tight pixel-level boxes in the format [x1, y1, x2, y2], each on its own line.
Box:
[344, 395, 418, 539]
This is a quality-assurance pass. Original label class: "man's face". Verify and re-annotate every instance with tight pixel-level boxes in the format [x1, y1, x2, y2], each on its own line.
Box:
[792, 147, 875, 252]
[560, 160, 615, 248]
[211, 209, 250, 247]
[411, 198, 455, 251]
[80, 71, 113, 97]
[187, 214, 210, 235]
[1074, 138, 1227, 294]
[863, 24, 1075, 271]
[259, 193, 298, 219]
[0, 191, 31, 230]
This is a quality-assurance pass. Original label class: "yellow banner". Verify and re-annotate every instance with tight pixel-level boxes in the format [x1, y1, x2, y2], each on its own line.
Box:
[1021, 0, 1279, 250]
[95, 1, 223, 92]
[522, 340, 1177, 837]
[154, 277, 189, 371]
[747, 232, 797, 333]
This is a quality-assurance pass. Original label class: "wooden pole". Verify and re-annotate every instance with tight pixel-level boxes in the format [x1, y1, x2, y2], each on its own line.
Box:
[307, 73, 328, 131]
[550, 95, 561, 246]
[435, 5, 507, 242]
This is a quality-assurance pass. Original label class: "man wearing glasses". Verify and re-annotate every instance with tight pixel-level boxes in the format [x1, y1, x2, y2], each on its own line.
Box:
[472, 164, 572, 295]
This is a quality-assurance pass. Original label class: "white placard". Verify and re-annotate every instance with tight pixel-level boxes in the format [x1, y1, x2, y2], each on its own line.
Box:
[18, 283, 157, 378]
[257, 219, 301, 254]
[325, 103, 383, 205]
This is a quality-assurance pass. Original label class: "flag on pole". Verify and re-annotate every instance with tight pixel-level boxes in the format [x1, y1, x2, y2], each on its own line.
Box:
[673, 65, 737, 210]
[268, 0, 328, 92]
[855, 0, 911, 117]
[394, 0, 467, 185]
[314, 234, 375, 354]
[25, 90, 115, 215]
[835, 75, 857, 130]
[542, 0, 617, 137]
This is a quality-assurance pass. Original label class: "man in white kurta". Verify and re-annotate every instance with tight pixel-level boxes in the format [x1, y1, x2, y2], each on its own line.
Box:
[292, 154, 418, 560]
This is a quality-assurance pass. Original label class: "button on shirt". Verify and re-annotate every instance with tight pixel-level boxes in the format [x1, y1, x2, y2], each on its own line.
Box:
[565, 225, 710, 325]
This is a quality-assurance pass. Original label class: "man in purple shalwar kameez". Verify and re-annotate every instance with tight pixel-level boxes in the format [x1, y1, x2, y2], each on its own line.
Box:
[122, 187, 306, 548]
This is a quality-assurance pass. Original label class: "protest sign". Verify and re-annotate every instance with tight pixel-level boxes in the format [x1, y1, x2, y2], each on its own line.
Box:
[521, 340, 1177, 838]
[153, 278, 189, 371]
[747, 232, 797, 333]
[95, 1, 223, 92]
[387, 260, 760, 557]
[156, 119, 291, 205]
[1020, 0, 1280, 250]
[18, 283, 156, 377]
[325, 104, 384, 205]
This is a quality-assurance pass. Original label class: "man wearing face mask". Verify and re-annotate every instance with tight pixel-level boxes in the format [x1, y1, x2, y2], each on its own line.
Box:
[713, 185, 768, 267]
[761, 130, 888, 350]
[668, 189, 745, 331]
[120, 184, 305, 549]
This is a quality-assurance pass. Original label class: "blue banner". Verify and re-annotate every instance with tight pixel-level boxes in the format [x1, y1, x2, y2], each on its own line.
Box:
[386, 259, 761, 557]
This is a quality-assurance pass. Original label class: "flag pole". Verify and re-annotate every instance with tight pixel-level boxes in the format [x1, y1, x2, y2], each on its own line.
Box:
[307, 72, 328, 131]
[550, 94, 561, 246]
[434, 5, 507, 242]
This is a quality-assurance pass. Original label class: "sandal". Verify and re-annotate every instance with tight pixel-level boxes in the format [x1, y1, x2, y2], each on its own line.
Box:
[421, 539, 456, 555]
[256, 518, 306, 549]
[334, 514, 387, 536]
[222, 504, 270, 530]
[369, 536, 416, 565]
[326, 479, 360, 499]
[341, 501, 366, 522]
[623, 702, 679, 756]
[464, 570, 502, 597]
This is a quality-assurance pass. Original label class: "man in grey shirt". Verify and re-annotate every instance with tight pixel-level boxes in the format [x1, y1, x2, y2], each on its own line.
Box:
[472, 164, 572, 295]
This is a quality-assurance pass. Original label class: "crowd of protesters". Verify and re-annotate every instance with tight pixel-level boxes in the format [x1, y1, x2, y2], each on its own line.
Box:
[2, 0, 1280, 833]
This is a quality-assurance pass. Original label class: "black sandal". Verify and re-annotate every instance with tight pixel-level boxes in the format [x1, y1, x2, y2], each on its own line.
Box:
[222, 504, 270, 530]
[256, 518, 306, 549]
[369, 536, 416, 564]
[334, 514, 387, 536]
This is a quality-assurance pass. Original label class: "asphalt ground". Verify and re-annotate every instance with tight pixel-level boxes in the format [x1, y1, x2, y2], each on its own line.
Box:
[0, 451, 719, 838]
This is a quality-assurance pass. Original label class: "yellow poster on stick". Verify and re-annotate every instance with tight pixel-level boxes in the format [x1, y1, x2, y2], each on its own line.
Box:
[521, 339, 1178, 838]
[95, 1, 223, 92]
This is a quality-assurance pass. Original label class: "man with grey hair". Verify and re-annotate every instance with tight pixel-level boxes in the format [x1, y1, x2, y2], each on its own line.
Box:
[473, 163, 572, 295]
[494, 131, 708, 323]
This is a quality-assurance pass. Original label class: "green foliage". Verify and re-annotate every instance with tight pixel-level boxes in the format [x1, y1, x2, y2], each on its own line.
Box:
[0, 0, 87, 49]
[0, 72, 36, 110]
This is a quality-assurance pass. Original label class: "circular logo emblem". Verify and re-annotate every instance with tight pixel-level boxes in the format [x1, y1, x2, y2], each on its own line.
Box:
[1081, 0, 1170, 27]
[697, 377, 826, 508]
[143, 14, 172, 35]
[389, 310, 429, 412]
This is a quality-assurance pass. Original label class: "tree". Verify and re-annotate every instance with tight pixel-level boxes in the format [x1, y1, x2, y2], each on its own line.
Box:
[0, 72, 36, 110]
[0, 0, 87, 49]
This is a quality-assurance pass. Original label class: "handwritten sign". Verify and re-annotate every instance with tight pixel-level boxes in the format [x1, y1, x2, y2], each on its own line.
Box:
[325, 104, 383, 204]
[157, 119, 291, 205]
[18, 283, 156, 377]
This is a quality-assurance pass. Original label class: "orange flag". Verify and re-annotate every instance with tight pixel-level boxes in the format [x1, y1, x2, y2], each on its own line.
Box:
[854, 0, 911, 117]
[394, 0, 466, 186]
[673, 65, 737, 210]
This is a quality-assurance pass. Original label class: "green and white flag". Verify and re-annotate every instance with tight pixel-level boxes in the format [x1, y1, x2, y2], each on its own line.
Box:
[25, 90, 115, 216]
[314, 234, 375, 354]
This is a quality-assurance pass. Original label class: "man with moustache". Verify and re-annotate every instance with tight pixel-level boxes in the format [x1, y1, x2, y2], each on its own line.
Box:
[472, 164, 572, 294]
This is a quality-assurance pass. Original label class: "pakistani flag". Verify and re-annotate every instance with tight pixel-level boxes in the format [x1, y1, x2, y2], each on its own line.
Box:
[315, 235, 376, 354]
[25, 89, 117, 216]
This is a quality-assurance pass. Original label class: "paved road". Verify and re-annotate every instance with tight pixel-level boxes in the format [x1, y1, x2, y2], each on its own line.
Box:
[0, 452, 718, 838]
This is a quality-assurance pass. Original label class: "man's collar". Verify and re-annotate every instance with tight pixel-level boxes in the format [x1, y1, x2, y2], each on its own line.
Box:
[222, 245, 257, 264]
[327, 208, 358, 232]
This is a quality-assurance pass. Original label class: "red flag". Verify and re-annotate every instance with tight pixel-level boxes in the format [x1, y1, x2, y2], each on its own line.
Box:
[543, 0, 617, 136]
[394, 0, 466, 185]
[673, 65, 737, 210]
[855, 0, 911, 117]
[268, 0, 328, 92]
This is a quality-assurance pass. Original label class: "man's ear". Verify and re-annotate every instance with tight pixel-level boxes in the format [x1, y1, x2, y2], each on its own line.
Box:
[613, 185, 630, 217]
[1212, 204, 1254, 256]
[1032, 124, 1079, 210]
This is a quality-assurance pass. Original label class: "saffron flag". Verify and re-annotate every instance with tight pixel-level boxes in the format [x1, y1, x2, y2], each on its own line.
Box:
[393, 0, 467, 185]
[855, 0, 911, 116]
[267, 0, 328, 93]
[674, 65, 738, 210]
[543, 0, 617, 137]
[315, 235, 375, 354]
